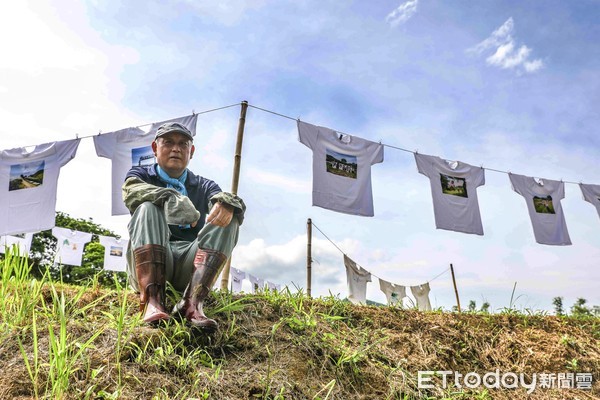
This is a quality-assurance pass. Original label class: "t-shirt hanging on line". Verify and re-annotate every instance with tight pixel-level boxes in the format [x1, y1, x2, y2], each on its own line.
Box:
[579, 183, 600, 221]
[230, 267, 246, 293]
[410, 283, 432, 311]
[0, 232, 35, 257]
[52, 227, 93, 266]
[344, 255, 372, 305]
[98, 235, 128, 272]
[93, 114, 198, 216]
[247, 274, 264, 293]
[509, 173, 571, 246]
[298, 121, 384, 216]
[414, 153, 485, 235]
[0, 139, 80, 236]
[379, 278, 406, 306]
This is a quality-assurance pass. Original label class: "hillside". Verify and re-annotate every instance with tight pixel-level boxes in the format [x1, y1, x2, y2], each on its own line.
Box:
[0, 263, 598, 399]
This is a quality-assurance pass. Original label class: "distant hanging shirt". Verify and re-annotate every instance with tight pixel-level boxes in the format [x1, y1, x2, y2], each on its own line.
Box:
[0, 232, 34, 257]
[414, 153, 485, 235]
[98, 235, 128, 272]
[344, 255, 372, 305]
[0, 139, 80, 236]
[509, 173, 571, 246]
[230, 267, 247, 293]
[52, 227, 92, 266]
[580, 183, 600, 221]
[410, 283, 432, 311]
[93, 114, 198, 215]
[298, 121, 384, 216]
[379, 278, 406, 306]
[247, 274, 264, 293]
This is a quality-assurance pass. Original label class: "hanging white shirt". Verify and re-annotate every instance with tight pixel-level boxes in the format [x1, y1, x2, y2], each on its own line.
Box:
[93, 114, 198, 215]
[52, 227, 93, 266]
[344, 255, 372, 305]
[580, 183, 600, 221]
[247, 273, 264, 293]
[410, 282, 432, 311]
[379, 278, 406, 306]
[0, 139, 80, 236]
[266, 281, 281, 292]
[415, 153, 485, 235]
[0, 232, 34, 257]
[298, 121, 384, 216]
[509, 173, 571, 246]
[230, 267, 247, 293]
[98, 235, 128, 272]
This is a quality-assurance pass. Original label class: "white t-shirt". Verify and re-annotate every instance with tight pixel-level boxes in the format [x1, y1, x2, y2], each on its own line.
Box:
[0, 232, 34, 257]
[379, 278, 406, 306]
[415, 153, 485, 235]
[98, 235, 128, 272]
[93, 114, 198, 215]
[266, 281, 281, 292]
[298, 121, 384, 216]
[230, 267, 246, 293]
[52, 227, 93, 266]
[410, 283, 432, 311]
[247, 273, 264, 293]
[509, 173, 571, 246]
[580, 183, 600, 221]
[344, 255, 372, 305]
[0, 139, 80, 236]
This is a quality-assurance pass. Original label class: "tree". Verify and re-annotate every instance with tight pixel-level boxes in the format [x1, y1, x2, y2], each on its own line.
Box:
[553, 296, 564, 316]
[25, 211, 128, 288]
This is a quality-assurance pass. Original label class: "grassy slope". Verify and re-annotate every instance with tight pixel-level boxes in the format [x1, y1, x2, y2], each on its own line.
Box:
[0, 274, 599, 400]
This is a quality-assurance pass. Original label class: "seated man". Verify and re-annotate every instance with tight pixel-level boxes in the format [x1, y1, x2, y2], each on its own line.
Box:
[122, 122, 245, 330]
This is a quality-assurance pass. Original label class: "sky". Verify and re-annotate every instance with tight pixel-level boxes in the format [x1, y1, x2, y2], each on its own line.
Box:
[0, 0, 598, 312]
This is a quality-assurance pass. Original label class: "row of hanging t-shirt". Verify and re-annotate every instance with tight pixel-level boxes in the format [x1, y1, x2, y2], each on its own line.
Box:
[229, 266, 282, 294]
[2, 113, 600, 246]
[344, 254, 432, 310]
[0, 228, 128, 272]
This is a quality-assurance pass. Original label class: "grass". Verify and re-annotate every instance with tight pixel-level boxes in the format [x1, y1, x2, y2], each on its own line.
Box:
[0, 250, 599, 399]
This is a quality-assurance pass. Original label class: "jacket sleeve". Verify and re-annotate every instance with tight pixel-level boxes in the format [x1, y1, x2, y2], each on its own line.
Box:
[122, 177, 201, 225]
[209, 192, 247, 225]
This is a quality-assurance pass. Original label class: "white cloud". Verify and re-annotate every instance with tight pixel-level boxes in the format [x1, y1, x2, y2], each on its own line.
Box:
[468, 17, 544, 74]
[385, 0, 419, 27]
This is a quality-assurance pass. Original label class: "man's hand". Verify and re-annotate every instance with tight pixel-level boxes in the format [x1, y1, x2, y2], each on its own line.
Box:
[206, 201, 234, 227]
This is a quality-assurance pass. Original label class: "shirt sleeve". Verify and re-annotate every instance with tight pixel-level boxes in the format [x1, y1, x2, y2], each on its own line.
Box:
[297, 120, 319, 150]
[93, 131, 118, 159]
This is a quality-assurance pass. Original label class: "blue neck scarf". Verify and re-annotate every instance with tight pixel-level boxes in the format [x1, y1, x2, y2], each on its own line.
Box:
[156, 165, 188, 196]
[156, 165, 190, 229]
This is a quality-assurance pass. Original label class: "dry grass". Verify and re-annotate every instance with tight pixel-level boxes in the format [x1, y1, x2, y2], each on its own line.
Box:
[0, 280, 599, 399]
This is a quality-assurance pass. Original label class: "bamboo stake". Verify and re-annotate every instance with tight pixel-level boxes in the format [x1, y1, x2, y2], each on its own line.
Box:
[450, 263, 461, 312]
[307, 218, 312, 298]
[220, 101, 249, 290]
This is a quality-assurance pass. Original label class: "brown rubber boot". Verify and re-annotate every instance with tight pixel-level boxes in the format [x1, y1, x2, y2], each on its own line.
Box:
[134, 244, 170, 325]
[173, 248, 227, 331]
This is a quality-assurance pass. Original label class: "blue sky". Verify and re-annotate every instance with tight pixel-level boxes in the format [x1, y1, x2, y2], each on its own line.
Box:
[1, 0, 599, 312]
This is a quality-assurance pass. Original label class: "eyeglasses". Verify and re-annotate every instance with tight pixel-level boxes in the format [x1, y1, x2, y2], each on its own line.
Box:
[158, 138, 191, 149]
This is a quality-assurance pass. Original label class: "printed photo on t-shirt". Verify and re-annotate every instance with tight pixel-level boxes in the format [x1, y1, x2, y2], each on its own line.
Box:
[131, 145, 154, 167]
[325, 149, 357, 179]
[440, 174, 468, 198]
[9, 160, 45, 191]
[533, 195, 556, 214]
[110, 246, 123, 257]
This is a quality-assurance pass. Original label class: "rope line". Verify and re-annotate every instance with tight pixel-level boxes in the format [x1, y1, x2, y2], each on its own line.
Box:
[311, 221, 448, 286]
[247, 102, 588, 186]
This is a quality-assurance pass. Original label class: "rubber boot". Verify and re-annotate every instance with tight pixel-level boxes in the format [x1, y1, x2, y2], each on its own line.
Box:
[134, 244, 170, 324]
[173, 248, 227, 331]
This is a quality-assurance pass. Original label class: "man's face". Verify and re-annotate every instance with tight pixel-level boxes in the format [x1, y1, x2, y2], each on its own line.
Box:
[152, 132, 195, 177]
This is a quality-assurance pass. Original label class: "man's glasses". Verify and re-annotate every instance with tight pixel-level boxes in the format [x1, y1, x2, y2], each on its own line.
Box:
[158, 138, 191, 149]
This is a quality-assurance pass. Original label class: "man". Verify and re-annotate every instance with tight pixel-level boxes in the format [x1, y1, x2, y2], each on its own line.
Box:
[122, 122, 245, 330]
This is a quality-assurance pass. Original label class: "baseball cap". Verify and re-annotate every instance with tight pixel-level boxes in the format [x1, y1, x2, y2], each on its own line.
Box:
[154, 122, 194, 142]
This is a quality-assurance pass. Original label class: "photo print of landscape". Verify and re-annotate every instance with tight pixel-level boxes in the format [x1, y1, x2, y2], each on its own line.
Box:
[326, 148, 357, 179]
[131, 145, 154, 168]
[8, 160, 45, 191]
[533, 195, 556, 214]
[440, 173, 468, 198]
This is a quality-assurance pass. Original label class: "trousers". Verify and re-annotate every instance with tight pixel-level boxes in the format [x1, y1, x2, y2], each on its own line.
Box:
[126, 202, 239, 292]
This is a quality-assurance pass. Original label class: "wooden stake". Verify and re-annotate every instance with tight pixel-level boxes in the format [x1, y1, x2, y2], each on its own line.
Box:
[307, 218, 312, 298]
[450, 263, 461, 312]
[220, 101, 249, 290]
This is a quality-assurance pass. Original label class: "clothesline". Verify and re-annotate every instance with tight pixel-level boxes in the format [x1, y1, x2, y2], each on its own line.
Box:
[247, 103, 584, 186]
[310, 220, 450, 285]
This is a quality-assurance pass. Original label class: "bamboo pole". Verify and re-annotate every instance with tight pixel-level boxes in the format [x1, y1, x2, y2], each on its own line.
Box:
[307, 218, 312, 298]
[450, 263, 461, 312]
[220, 101, 249, 290]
